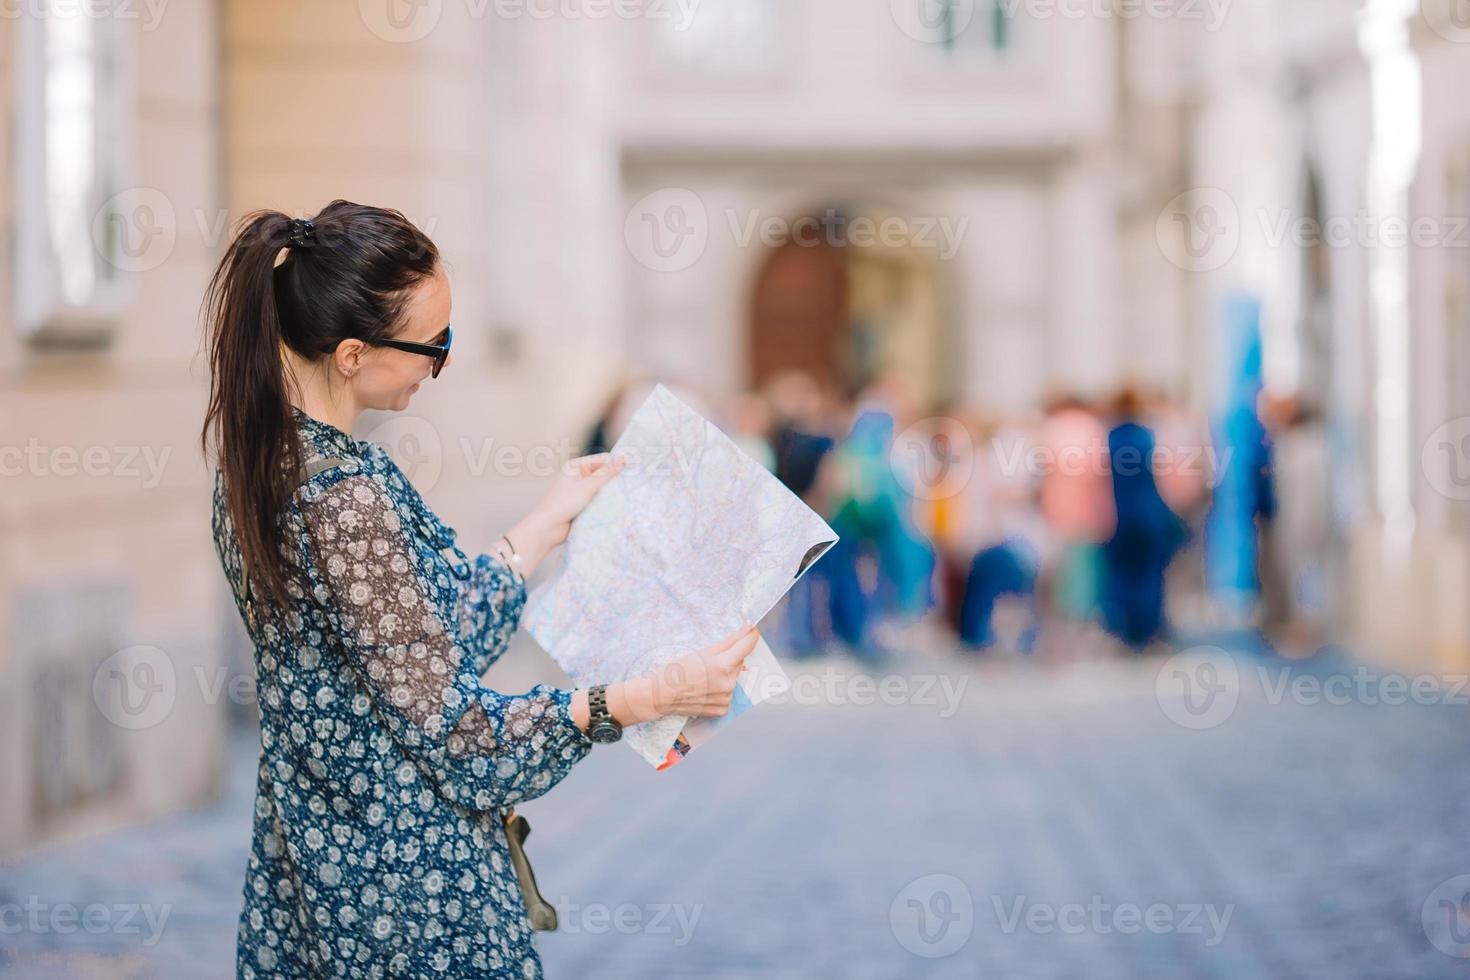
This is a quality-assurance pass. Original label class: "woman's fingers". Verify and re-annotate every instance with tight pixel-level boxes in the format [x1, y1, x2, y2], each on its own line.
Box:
[717, 627, 761, 669]
[713, 634, 758, 715]
[651, 626, 762, 718]
[709, 624, 754, 653]
[575, 452, 616, 476]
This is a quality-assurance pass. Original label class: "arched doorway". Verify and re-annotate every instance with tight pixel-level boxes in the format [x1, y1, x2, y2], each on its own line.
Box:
[747, 205, 951, 407]
[748, 226, 849, 393]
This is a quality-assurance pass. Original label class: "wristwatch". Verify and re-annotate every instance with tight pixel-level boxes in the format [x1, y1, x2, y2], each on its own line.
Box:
[586, 684, 623, 744]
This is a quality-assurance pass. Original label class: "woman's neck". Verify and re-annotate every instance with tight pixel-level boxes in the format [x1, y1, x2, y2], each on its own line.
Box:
[282, 350, 361, 435]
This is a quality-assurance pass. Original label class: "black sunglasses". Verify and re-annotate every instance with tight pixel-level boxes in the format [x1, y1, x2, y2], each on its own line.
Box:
[325, 324, 453, 379]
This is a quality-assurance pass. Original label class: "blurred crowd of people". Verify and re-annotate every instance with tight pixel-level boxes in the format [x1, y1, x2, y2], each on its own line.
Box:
[585, 371, 1321, 664]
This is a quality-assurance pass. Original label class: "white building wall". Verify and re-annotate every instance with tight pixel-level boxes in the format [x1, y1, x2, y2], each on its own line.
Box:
[1407, 7, 1470, 670]
[0, 4, 227, 854]
[609, 2, 1122, 411]
[620, 162, 1067, 413]
[614, 0, 1116, 157]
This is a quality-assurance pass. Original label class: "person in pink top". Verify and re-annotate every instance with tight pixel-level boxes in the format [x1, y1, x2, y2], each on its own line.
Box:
[1037, 394, 1115, 621]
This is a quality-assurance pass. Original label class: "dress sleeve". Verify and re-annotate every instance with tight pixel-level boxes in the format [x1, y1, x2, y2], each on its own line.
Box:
[303, 475, 592, 812]
[455, 552, 524, 678]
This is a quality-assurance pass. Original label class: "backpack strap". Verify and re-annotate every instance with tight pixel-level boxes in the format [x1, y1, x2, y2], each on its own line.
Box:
[299, 456, 349, 484]
[241, 457, 351, 630]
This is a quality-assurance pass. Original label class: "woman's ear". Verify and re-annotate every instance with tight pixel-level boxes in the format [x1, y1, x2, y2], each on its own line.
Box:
[332, 339, 367, 379]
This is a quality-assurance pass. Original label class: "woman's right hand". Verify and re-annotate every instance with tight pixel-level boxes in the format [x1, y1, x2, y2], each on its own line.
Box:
[582, 626, 763, 732]
[648, 625, 762, 718]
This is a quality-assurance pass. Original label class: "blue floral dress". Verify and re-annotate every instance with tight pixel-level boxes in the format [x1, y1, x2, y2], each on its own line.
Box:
[212, 408, 592, 978]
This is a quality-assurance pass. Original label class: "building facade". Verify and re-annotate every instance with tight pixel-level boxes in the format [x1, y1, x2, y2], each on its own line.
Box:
[2, 0, 1466, 852]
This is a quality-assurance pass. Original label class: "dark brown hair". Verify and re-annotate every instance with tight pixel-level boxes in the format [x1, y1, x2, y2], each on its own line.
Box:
[200, 200, 440, 616]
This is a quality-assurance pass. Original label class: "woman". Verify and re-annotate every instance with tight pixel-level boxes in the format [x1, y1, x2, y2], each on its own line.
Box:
[1100, 389, 1189, 650]
[948, 414, 1044, 653]
[200, 201, 758, 979]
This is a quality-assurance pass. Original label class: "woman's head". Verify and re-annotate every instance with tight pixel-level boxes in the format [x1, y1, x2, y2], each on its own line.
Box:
[200, 200, 444, 613]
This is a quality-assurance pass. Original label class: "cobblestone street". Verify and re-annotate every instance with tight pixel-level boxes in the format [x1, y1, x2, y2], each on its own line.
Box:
[4, 640, 1469, 979]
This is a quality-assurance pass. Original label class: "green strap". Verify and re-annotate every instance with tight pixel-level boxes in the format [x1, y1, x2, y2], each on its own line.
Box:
[299, 457, 349, 483]
[241, 457, 351, 625]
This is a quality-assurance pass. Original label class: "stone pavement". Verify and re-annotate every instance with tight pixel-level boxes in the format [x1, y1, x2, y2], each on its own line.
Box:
[3, 639, 1469, 979]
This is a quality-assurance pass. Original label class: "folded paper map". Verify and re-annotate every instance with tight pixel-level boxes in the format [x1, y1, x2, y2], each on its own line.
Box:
[524, 384, 838, 769]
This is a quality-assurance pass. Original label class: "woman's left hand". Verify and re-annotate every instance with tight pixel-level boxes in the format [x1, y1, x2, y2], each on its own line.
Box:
[532, 453, 626, 548]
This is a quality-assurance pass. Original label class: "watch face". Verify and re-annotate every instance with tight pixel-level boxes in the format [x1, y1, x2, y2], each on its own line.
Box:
[589, 721, 622, 744]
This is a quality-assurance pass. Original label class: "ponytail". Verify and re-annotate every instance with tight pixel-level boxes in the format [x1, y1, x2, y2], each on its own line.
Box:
[200, 201, 440, 617]
[201, 210, 300, 613]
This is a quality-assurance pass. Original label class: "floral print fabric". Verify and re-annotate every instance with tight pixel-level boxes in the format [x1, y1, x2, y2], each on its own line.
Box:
[212, 408, 592, 978]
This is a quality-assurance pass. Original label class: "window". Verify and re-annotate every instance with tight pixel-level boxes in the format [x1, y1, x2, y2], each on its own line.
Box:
[891, 0, 1031, 82]
[647, 0, 783, 80]
[922, 0, 1018, 57]
[14, 3, 132, 345]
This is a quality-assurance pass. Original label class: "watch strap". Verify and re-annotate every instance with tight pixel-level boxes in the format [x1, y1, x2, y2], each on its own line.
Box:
[588, 684, 611, 725]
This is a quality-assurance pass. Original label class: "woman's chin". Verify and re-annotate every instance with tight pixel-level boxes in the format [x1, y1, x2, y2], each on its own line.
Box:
[368, 384, 422, 412]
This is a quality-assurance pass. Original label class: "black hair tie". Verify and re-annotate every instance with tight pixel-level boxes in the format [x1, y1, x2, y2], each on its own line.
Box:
[287, 217, 316, 249]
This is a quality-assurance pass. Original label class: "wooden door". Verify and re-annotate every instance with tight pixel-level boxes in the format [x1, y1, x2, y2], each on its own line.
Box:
[748, 235, 849, 391]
